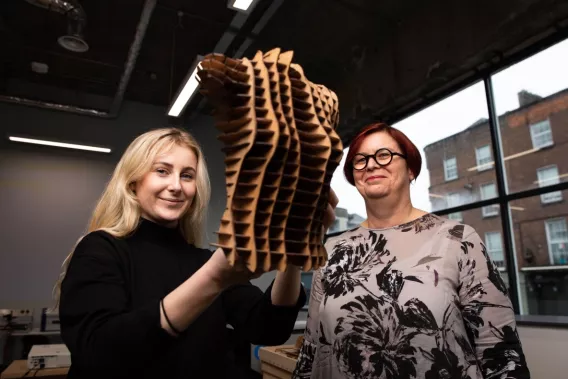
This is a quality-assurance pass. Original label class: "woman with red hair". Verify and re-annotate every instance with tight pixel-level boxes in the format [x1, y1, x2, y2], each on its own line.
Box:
[293, 123, 529, 379]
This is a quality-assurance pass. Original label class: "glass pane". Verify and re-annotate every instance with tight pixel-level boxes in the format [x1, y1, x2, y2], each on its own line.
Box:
[328, 147, 367, 234]
[440, 208, 509, 285]
[492, 38, 568, 195]
[394, 81, 494, 213]
[509, 189, 568, 316]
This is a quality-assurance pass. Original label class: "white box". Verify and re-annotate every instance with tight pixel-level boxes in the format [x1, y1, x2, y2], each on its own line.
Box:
[27, 344, 71, 369]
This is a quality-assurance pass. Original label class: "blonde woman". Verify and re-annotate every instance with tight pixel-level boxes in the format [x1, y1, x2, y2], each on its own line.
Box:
[57, 128, 328, 379]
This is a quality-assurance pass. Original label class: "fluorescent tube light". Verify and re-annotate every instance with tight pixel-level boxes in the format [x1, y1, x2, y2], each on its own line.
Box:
[9, 136, 111, 153]
[232, 0, 254, 10]
[227, 0, 258, 13]
[168, 56, 203, 117]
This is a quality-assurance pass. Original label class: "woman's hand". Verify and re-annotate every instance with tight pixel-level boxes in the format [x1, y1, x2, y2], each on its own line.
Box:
[205, 248, 263, 289]
[322, 188, 339, 232]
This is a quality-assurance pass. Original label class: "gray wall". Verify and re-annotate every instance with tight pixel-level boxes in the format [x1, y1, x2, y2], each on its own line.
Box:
[0, 89, 278, 308]
[0, 91, 205, 307]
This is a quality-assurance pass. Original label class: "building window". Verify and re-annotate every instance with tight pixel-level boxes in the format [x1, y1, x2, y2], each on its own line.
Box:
[530, 119, 553, 149]
[537, 165, 563, 204]
[300, 272, 313, 304]
[475, 145, 493, 171]
[480, 183, 499, 217]
[446, 192, 462, 221]
[545, 219, 568, 265]
[447, 213, 463, 222]
[444, 157, 458, 181]
[485, 232, 505, 269]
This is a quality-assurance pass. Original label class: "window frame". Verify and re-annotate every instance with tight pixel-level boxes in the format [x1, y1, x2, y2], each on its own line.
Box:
[485, 231, 505, 269]
[529, 119, 554, 149]
[544, 218, 568, 266]
[537, 165, 563, 204]
[475, 145, 493, 171]
[443, 156, 458, 181]
[480, 182, 499, 217]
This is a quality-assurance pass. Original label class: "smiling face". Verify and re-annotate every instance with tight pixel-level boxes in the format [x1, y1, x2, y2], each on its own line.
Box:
[134, 144, 197, 228]
[352, 131, 413, 201]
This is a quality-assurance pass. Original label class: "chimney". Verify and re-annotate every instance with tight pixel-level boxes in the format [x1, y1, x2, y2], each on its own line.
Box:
[518, 90, 542, 107]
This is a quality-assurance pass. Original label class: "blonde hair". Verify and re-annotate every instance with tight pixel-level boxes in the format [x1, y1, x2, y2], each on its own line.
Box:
[52, 127, 211, 308]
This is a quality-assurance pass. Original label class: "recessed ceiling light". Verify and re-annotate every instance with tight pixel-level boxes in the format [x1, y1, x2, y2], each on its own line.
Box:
[8, 136, 111, 153]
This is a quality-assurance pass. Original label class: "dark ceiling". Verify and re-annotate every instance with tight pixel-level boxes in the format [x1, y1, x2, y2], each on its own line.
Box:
[0, 0, 267, 107]
[1, 0, 568, 142]
[245, 0, 568, 142]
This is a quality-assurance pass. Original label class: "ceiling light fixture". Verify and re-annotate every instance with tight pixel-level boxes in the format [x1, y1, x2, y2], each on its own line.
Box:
[167, 55, 203, 117]
[8, 136, 111, 153]
[227, 0, 258, 13]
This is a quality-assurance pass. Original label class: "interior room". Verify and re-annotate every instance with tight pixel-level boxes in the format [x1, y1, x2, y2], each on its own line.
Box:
[1, 0, 568, 378]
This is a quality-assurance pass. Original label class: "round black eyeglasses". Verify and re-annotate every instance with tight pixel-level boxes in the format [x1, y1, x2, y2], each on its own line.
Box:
[352, 148, 407, 170]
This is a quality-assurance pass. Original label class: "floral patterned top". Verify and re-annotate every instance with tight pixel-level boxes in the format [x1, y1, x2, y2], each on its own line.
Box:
[292, 214, 530, 379]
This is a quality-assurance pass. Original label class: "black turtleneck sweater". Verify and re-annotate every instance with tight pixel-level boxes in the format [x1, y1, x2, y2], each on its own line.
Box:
[59, 219, 306, 379]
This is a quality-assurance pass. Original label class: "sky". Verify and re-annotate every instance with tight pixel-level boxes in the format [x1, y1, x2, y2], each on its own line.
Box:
[331, 38, 568, 219]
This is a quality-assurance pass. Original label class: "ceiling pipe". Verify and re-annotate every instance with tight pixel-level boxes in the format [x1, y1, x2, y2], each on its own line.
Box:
[24, 0, 89, 52]
[0, 0, 157, 118]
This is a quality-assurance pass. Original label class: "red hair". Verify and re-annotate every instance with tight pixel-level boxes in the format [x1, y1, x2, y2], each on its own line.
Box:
[343, 122, 422, 186]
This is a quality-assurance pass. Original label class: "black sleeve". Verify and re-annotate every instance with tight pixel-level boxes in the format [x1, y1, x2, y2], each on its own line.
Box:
[59, 232, 176, 372]
[222, 278, 307, 346]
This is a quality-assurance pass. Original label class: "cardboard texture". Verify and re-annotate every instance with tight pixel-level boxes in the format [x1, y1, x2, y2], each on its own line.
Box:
[259, 345, 299, 379]
[197, 49, 343, 273]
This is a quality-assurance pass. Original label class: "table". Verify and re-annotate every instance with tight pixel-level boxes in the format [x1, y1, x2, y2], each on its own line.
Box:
[1, 360, 68, 379]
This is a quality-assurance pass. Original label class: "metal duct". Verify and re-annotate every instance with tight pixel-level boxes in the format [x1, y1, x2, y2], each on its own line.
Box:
[24, 0, 88, 52]
[1, 0, 157, 118]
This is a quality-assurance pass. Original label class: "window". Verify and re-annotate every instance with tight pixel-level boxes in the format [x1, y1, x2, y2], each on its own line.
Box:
[530, 120, 554, 149]
[388, 38, 568, 317]
[446, 192, 462, 221]
[447, 212, 463, 222]
[328, 146, 367, 235]
[444, 157, 458, 181]
[485, 232, 505, 269]
[480, 183, 499, 217]
[300, 272, 313, 305]
[537, 165, 563, 204]
[475, 145, 493, 171]
[394, 81, 491, 213]
[545, 219, 568, 265]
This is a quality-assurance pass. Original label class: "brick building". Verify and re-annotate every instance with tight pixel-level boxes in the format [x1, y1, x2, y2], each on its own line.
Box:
[424, 88, 568, 315]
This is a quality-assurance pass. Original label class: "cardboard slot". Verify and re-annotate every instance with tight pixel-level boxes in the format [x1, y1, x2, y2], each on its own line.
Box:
[247, 142, 273, 156]
[217, 129, 253, 144]
[292, 107, 314, 121]
[221, 141, 251, 154]
[225, 67, 250, 82]
[289, 78, 305, 88]
[215, 118, 252, 133]
[293, 97, 311, 110]
[295, 128, 328, 142]
[291, 86, 309, 98]
[229, 94, 253, 107]
[300, 153, 328, 166]
[299, 140, 331, 153]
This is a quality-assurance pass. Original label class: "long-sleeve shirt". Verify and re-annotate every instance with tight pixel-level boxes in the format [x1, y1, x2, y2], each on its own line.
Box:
[292, 214, 530, 379]
[60, 218, 306, 379]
